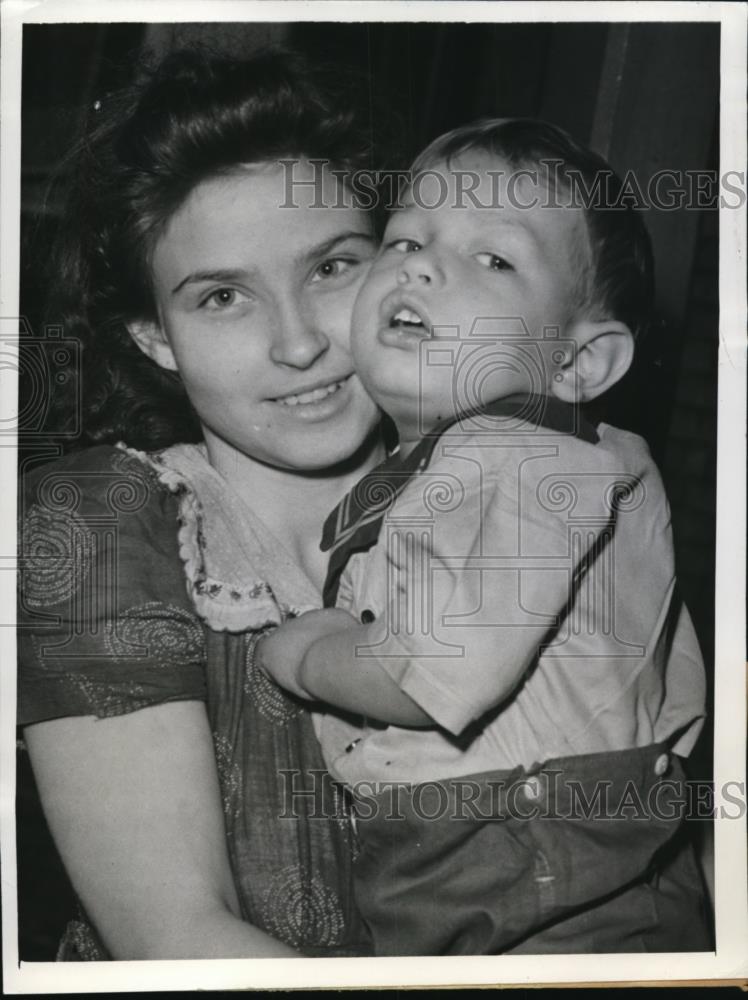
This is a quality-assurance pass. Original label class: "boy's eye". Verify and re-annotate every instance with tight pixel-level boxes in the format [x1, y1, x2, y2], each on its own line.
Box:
[387, 238, 422, 254]
[311, 257, 357, 281]
[475, 252, 513, 272]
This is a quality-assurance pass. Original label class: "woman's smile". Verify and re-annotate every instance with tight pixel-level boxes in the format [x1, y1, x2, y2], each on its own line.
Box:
[270, 372, 354, 410]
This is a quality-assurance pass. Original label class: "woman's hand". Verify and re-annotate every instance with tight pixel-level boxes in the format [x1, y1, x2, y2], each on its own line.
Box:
[257, 608, 360, 699]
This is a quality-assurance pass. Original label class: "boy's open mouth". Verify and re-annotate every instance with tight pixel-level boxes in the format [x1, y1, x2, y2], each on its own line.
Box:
[389, 307, 429, 334]
[389, 306, 431, 337]
[378, 292, 434, 349]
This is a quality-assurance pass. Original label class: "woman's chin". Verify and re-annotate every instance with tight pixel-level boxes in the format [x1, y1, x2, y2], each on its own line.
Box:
[201, 382, 382, 477]
[279, 424, 384, 476]
[215, 416, 382, 478]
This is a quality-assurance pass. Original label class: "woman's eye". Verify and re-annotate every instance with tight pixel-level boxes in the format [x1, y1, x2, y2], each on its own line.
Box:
[311, 257, 356, 281]
[387, 238, 422, 254]
[201, 287, 250, 310]
[475, 252, 513, 272]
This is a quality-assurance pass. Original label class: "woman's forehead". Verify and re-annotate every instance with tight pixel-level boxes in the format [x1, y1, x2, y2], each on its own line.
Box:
[152, 163, 374, 279]
[174, 160, 358, 221]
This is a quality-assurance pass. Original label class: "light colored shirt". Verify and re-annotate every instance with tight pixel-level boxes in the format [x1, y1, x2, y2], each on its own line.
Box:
[316, 414, 706, 786]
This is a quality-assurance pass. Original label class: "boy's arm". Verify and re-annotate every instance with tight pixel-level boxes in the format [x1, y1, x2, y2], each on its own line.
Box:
[257, 609, 434, 727]
[261, 444, 620, 736]
[361, 452, 625, 738]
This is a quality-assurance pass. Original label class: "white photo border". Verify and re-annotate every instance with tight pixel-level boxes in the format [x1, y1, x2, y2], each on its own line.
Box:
[1, 0, 745, 992]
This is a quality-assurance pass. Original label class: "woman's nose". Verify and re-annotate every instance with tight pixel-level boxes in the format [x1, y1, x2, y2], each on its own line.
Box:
[269, 300, 330, 367]
[397, 250, 443, 288]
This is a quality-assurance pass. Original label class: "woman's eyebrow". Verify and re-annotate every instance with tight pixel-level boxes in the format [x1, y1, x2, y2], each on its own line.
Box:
[298, 230, 376, 263]
[170, 232, 375, 295]
[171, 268, 247, 296]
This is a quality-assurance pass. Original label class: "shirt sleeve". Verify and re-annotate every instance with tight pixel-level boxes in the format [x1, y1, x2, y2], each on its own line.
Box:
[368, 436, 618, 735]
[18, 447, 207, 725]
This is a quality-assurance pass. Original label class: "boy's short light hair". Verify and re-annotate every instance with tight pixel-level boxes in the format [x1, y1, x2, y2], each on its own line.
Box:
[411, 118, 655, 339]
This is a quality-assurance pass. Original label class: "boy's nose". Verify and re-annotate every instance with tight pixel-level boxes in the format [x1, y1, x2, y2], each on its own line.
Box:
[397, 253, 443, 287]
[397, 268, 431, 285]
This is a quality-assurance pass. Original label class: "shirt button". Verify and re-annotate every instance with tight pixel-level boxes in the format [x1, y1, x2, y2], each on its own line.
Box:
[654, 753, 670, 776]
[360, 608, 376, 624]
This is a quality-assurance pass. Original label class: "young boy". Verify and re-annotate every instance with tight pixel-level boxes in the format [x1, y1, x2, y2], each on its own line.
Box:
[259, 119, 710, 955]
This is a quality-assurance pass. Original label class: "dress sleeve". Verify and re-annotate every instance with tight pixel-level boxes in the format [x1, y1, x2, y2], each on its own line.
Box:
[18, 447, 207, 725]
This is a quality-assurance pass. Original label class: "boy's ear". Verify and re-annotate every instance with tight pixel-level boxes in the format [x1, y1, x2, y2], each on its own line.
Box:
[550, 319, 634, 404]
[127, 320, 179, 372]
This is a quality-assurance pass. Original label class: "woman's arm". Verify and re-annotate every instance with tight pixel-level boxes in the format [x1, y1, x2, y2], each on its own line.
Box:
[24, 700, 298, 959]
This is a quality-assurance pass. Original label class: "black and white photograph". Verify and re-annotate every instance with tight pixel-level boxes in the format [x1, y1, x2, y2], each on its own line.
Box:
[1, 1, 746, 992]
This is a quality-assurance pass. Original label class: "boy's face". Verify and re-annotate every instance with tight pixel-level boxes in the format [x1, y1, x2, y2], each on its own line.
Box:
[351, 151, 590, 445]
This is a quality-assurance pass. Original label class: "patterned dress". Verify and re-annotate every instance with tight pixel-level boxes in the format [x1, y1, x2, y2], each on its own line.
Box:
[18, 443, 369, 959]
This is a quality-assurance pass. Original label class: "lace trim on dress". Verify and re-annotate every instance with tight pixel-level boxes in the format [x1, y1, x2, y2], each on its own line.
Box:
[56, 917, 109, 961]
[115, 443, 320, 632]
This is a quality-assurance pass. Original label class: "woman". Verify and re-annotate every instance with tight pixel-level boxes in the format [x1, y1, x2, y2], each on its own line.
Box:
[18, 48, 386, 959]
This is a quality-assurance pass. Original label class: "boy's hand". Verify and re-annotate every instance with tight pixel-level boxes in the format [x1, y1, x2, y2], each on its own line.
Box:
[256, 608, 359, 699]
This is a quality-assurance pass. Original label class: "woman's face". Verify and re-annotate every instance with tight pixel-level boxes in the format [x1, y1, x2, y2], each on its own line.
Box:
[138, 161, 381, 472]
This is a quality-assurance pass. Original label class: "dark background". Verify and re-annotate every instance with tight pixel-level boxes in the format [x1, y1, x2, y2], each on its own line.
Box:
[17, 20, 720, 960]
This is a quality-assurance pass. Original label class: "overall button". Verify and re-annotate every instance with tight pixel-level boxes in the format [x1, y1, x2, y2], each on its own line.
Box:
[523, 775, 542, 801]
[361, 608, 376, 624]
[654, 752, 670, 776]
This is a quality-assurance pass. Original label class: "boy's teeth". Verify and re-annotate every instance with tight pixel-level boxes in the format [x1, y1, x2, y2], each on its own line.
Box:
[392, 307, 424, 327]
[277, 380, 343, 406]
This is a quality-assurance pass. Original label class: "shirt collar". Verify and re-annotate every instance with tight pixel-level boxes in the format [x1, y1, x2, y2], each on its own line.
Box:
[321, 394, 599, 606]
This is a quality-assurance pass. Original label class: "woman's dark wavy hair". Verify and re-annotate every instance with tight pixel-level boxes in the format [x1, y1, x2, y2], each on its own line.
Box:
[43, 47, 377, 450]
[411, 118, 655, 339]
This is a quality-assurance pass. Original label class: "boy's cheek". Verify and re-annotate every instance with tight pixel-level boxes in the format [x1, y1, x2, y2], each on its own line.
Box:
[351, 279, 383, 343]
[351, 267, 377, 309]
